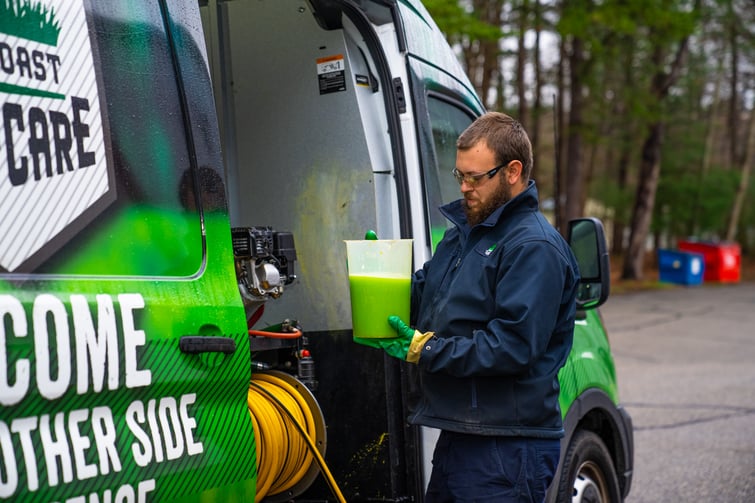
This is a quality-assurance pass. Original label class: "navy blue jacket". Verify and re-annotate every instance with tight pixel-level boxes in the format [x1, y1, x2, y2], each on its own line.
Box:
[409, 181, 579, 438]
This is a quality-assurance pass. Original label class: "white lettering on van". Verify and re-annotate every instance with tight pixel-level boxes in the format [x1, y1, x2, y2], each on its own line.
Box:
[180, 393, 204, 456]
[90, 406, 123, 476]
[39, 412, 75, 486]
[0, 420, 19, 498]
[69, 409, 97, 480]
[120, 294, 151, 389]
[51, 479, 155, 503]
[71, 294, 119, 394]
[126, 394, 204, 467]
[6, 417, 39, 491]
[0, 294, 29, 405]
[0, 292, 207, 499]
[0, 407, 122, 494]
[0, 293, 151, 405]
[10, 417, 39, 490]
[34, 293, 71, 400]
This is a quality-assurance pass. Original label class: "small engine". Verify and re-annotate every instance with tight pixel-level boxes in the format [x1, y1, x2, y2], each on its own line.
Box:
[232, 227, 297, 313]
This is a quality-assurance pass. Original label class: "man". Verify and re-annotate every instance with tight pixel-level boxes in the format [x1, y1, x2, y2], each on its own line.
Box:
[358, 112, 580, 502]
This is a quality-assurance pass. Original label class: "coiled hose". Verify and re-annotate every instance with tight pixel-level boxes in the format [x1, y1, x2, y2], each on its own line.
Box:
[248, 371, 346, 503]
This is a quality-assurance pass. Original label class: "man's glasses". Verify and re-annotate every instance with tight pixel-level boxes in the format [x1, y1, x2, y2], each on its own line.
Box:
[452, 162, 509, 186]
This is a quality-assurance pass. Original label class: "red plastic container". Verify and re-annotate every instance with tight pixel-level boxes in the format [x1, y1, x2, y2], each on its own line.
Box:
[677, 240, 741, 282]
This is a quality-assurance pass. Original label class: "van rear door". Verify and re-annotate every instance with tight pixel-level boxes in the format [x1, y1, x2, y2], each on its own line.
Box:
[0, 2, 255, 501]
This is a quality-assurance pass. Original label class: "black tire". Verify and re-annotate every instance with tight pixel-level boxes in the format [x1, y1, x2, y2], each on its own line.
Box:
[555, 430, 621, 503]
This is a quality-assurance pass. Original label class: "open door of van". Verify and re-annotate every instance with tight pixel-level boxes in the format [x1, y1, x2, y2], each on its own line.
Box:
[198, 0, 484, 499]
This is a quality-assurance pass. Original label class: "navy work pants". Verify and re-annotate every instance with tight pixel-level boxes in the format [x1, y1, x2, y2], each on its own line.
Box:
[425, 431, 560, 503]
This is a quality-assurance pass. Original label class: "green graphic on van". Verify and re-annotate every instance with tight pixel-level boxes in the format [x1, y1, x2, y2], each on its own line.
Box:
[0, 0, 116, 274]
[0, 282, 256, 502]
[0, 0, 60, 45]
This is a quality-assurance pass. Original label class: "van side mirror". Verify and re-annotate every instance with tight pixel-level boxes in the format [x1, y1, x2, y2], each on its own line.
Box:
[568, 218, 611, 309]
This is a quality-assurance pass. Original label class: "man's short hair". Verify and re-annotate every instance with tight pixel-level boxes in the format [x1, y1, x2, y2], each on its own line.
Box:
[457, 112, 534, 181]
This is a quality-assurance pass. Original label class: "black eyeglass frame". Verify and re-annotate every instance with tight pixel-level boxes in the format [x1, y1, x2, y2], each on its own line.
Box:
[451, 161, 510, 186]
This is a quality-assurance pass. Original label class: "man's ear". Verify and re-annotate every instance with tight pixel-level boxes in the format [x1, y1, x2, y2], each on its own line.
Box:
[507, 160, 523, 184]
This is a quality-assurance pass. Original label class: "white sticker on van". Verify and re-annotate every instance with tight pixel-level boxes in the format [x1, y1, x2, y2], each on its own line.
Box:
[317, 54, 346, 94]
[0, 0, 114, 273]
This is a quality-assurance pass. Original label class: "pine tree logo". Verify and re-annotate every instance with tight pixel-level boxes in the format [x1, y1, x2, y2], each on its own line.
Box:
[0, 0, 60, 46]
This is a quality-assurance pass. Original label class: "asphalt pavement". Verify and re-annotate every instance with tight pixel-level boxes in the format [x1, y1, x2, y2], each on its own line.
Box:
[601, 281, 755, 502]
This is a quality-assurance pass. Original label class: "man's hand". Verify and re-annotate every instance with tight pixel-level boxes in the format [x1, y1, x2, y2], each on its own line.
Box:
[354, 316, 433, 364]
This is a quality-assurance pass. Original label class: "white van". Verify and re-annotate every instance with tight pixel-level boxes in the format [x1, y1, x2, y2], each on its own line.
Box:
[0, 1, 632, 501]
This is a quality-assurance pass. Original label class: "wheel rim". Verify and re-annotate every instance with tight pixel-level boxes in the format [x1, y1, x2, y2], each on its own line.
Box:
[572, 460, 610, 503]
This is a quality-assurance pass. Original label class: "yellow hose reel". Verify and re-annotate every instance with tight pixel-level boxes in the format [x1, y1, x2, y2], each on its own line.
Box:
[248, 370, 345, 502]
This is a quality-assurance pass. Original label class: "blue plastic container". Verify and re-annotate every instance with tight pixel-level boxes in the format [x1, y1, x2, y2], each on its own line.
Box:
[658, 249, 705, 285]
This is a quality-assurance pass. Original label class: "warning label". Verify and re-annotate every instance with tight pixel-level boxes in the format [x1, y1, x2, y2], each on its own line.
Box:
[0, 0, 114, 273]
[317, 54, 346, 95]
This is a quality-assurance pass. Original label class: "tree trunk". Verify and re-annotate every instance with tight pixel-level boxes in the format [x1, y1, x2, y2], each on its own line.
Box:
[517, 0, 529, 129]
[554, 33, 567, 233]
[466, 0, 504, 108]
[612, 111, 633, 255]
[621, 26, 691, 280]
[727, 0, 739, 167]
[701, 64, 723, 175]
[725, 108, 755, 241]
[564, 36, 585, 225]
[622, 122, 664, 279]
[611, 37, 636, 255]
[495, 58, 506, 111]
[530, 0, 543, 180]
[612, 147, 630, 255]
[481, 37, 499, 108]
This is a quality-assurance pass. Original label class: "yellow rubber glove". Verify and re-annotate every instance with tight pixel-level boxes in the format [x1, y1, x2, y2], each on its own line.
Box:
[353, 316, 433, 363]
[392, 316, 434, 363]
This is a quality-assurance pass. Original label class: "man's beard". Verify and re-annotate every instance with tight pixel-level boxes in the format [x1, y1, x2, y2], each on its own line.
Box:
[464, 178, 513, 227]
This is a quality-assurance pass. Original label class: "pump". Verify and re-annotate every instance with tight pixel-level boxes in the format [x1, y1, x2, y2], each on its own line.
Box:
[232, 226, 297, 313]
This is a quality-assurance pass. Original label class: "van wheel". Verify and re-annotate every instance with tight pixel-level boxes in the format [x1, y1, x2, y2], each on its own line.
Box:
[556, 430, 621, 503]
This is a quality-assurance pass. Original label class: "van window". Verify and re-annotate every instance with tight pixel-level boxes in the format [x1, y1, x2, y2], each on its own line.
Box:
[1, 3, 204, 277]
[424, 96, 474, 250]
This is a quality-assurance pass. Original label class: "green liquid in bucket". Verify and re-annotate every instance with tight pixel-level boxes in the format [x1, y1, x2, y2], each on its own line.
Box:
[349, 274, 411, 338]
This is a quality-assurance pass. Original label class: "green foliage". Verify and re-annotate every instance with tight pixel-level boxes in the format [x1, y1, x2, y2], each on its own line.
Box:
[423, 0, 753, 255]
[423, 0, 502, 42]
[655, 164, 740, 239]
[592, 178, 633, 222]
[740, 182, 755, 253]
[651, 76, 746, 240]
